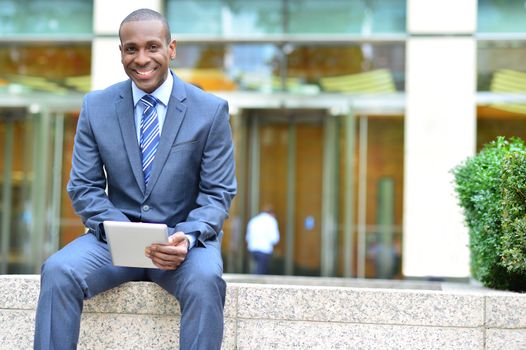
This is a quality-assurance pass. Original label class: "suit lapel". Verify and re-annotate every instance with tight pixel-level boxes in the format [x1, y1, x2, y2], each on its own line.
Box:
[116, 83, 146, 194]
[145, 72, 187, 198]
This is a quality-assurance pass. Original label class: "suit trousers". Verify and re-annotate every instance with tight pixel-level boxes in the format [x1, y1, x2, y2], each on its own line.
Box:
[34, 233, 226, 350]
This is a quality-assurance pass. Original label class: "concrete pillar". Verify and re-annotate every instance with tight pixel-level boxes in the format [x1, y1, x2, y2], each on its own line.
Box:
[92, 0, 162, 90]
[403, 0, 477, 278]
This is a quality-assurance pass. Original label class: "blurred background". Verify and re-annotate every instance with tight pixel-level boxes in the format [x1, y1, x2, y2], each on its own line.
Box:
[1, 0, 525, 281]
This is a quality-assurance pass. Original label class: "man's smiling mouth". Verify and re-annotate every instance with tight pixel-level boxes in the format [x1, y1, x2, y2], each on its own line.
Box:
[134, 68, 157, 77]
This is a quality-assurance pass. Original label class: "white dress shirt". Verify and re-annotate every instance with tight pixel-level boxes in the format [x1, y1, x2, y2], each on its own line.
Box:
[246, 212, 280, 254]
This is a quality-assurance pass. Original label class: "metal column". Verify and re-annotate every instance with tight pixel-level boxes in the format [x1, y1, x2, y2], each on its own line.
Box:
[357, 115, 368, 278]
[284, 122, 296, 275]
[30, 109, 51, 273]
[343, 112, 356, 277]
[48, 112, 64, 257]
[248, 115, 260, 219]
[231, 109, 247, 273]
[321, 115, 338, 277]
[0, 121, 14, 274]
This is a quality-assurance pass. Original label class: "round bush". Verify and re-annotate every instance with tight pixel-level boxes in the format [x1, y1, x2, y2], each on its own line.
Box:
[452, 137, 526, 291]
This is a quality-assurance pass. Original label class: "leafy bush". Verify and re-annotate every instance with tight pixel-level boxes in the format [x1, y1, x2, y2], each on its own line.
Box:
[452, 137, 526, 291]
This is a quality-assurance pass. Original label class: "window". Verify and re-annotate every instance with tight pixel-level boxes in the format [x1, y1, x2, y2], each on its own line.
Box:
[0, 0, 93, 36]
[166, 0, 406, 36]
[0, 44, 91, 93]
[478, 0, 526, 33]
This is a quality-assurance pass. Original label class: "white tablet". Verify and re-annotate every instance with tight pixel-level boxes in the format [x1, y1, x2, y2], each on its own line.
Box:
[103, 221, 169, 269]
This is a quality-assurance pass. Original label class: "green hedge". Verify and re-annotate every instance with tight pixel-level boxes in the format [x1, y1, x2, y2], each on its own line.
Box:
[452, 137, 526, 291]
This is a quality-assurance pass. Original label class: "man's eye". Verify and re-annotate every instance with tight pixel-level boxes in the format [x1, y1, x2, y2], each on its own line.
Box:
[126, 47, 136, 53]
[150, 45, 158, 51]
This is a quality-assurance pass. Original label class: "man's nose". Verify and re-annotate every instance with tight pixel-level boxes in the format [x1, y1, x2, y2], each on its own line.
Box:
[135, 49, 150, 65]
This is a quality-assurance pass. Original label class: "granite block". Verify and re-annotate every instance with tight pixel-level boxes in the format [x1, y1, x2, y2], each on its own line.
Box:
[0, 275, 40, 309]
[84, 282, 179, 315]
[79, 313, 236, 350]
[486, 329, 526, 350]
[84, 280, 237, 318]
[224, 283, 237, 319]
[223, 318, 237, 350]
[0, 308, 234, 350]
[236, 319, 483, 350]
[0, 275, 236, 319]
[236, 284, 484, 327]
[0, 310, 35, 350]
[79, 313, 180, 349]
[485, 293, 526, 328]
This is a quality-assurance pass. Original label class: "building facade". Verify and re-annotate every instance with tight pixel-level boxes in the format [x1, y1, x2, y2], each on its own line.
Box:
[1, 0, 525, 279]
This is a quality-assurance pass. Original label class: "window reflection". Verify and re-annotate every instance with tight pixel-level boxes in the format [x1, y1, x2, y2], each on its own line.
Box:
[173, 44, 280, 92]
[0, 0, 92, 35]
[286, 44, 405, 93]
[166, 0, 405, 36]
[287, 0, 406, 34]
[0, 44, 91, 93]
[478, 41, 526, 91]
[478, 0, 526, 33]
[172, 42, 405, 93]
[229, 45, 280, 92]
[167, 0, 283, 36]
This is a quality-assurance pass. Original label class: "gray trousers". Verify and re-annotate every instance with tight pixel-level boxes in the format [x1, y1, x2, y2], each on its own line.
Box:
[34, 233, 226, 350]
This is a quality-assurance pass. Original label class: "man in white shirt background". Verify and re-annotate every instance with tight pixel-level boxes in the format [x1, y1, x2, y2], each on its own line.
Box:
[245, 206, 280, 274]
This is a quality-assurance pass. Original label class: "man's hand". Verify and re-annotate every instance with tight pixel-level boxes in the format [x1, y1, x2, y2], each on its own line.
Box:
[145, 231, 189, 270]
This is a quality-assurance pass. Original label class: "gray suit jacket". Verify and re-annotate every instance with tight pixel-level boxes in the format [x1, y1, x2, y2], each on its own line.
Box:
[67, 70, 237, 246]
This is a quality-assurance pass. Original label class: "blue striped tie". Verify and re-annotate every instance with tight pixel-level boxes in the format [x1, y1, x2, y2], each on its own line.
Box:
[139, 94, 160, 186]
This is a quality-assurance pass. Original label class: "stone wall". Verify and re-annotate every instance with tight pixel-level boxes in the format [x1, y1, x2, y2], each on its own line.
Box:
[0, 274, 525, 349]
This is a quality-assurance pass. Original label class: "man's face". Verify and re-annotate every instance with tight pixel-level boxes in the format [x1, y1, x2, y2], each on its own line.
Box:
[119, 20, 176, 93]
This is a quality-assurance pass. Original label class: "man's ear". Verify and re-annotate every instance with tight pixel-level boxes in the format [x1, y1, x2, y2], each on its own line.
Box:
[119, 45, 124, 63]
[169, 40, 177, 60]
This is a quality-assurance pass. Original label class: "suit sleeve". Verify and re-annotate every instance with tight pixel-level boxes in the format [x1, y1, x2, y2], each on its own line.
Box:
[174, 100, 237, 245]
[67, 95, 129, 240]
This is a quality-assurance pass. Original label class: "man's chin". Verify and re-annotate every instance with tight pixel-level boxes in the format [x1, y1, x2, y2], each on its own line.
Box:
[132, 79, 157, 93]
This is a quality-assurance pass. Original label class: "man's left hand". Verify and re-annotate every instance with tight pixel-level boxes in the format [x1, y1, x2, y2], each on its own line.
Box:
[145, 232, 189, 270]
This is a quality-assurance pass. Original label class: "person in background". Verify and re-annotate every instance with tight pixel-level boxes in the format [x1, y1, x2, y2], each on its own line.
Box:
[246, 206, 280, 274]
[33, 8, 236, 350]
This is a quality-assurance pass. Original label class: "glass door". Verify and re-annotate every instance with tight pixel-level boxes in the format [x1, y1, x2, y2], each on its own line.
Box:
[223, 106, 405, 279]
[0, 106, 82, 273]
[242, 109, 328, 275]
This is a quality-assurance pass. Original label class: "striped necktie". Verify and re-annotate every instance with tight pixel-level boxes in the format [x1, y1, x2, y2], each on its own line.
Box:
[139, 94, 160, 186]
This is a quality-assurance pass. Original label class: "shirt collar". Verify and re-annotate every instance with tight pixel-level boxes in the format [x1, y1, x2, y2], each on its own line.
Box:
[132, 70, 173, 107]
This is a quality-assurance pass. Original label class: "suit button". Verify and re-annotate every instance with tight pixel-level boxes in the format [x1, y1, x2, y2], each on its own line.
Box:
[142, 205, 150, 211]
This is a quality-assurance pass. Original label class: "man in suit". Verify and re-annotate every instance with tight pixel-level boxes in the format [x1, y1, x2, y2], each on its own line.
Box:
[34, 8, 236, 350]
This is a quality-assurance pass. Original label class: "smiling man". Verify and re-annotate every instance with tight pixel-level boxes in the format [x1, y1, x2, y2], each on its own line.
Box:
[33, 8, 236, 350]
[119, 11, 175, 94]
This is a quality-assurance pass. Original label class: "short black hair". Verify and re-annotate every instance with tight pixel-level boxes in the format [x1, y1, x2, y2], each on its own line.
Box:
[119, 8, 172, 43]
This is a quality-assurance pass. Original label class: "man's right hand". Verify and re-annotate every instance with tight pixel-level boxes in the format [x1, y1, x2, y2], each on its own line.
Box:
[145, 232, 189, 270]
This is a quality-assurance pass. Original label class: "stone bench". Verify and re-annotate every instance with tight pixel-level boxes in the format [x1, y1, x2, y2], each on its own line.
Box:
[1, 274, 525, 349]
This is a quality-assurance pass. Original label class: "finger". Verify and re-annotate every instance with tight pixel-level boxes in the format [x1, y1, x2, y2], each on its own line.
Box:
[168, 232, 186, 245]
[151, 253, 184, 268]
[153, 260, 180, 270]
[151, 244, 187, 257]
[150, 249, 181, 262]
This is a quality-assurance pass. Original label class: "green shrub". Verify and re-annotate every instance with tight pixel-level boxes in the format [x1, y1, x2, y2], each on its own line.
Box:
[452, 137, 526, 291]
